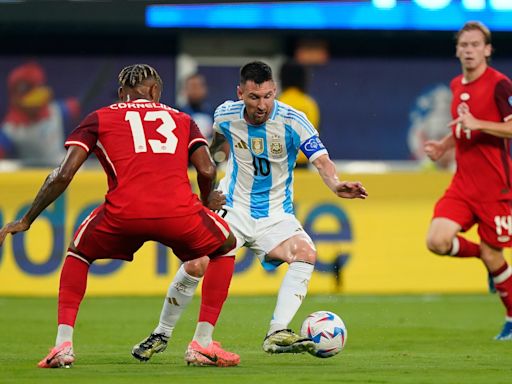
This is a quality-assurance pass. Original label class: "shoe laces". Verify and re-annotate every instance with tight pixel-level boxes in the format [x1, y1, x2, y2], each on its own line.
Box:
[264, 329, 294, 340]
[141, 333, 167, 348]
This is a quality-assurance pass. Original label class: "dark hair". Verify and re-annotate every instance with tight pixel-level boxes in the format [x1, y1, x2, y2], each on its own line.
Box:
[240, 61, 273, 85]
[279, 60, 307, 92]
[118, 64, 162, 88]
[455, 21, 492, 45]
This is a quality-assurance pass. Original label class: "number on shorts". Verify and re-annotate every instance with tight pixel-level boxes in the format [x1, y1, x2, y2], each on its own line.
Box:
[495, 215, 512, 236]
[125, 110, 178, 154]
[215, 208, 228, 218]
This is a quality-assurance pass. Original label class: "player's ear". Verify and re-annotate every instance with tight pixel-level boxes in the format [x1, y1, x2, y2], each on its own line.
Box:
[150, 83, 161, 102]
[118, 87, 124, 102]
[237, 85, 243, 100]
[484, 43, 492, 59]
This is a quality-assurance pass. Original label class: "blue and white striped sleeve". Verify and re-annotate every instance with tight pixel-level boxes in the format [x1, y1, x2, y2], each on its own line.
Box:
[290, 109, 328, 162]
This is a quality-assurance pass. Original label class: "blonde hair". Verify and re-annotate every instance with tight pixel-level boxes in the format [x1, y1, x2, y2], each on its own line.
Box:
[456, 21, 492, 45]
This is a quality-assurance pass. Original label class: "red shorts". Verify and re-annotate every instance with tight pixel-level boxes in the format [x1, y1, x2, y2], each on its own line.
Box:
[71, 204, 230, 263]
[433, 194, 512, 248]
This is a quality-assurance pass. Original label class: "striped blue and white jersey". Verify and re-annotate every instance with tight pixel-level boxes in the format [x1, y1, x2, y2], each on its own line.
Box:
[214, 99, 328, 219]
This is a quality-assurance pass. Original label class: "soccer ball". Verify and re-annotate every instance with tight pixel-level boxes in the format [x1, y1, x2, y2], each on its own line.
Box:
[300, 311, 347, 358]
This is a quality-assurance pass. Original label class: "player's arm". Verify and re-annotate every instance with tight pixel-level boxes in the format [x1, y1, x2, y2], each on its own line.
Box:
[451, 113, 512, 138]
[311, 154, 367, 199]
[210, 132, 227, 158]
[0, 145, 88, 246]
[424, 133, 455, 161]
[451, 79, 512, 138]
[190, 145, 216, 206]
[188, 118, 217, 206]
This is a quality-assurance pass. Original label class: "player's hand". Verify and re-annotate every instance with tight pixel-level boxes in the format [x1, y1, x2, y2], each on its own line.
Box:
[335, 181, 368, 199]
[448, 110, 480, 131]
[424, 140, 445, 161]
[0, 219, 30, 247]
[207, 190, 226, 210]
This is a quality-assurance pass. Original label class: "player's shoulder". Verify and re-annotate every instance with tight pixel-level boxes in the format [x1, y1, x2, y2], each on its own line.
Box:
[214, 100, 244, 122]
[273, 100, 311, 127]
[488, 67, 511, 84]
[449, 74, 464, 89]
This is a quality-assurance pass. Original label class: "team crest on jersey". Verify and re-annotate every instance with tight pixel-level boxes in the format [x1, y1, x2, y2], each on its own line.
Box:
[270, 135, 284, 157]
[251, 138, 264, 155]
[460, 92, 470, 101]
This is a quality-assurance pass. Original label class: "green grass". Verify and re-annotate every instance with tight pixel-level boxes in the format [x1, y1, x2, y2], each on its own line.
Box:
[1, 294, 511, 384]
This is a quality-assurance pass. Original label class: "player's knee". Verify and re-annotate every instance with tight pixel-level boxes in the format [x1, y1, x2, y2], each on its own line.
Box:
[426, 234, 452, 255]
[184, 256, 209, 277]
[290, 237, 317, 264]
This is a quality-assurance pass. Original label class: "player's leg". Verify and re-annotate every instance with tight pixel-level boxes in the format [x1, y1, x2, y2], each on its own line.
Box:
[185, 254, 239, 367]
[262, 232, 316, 354]
[40, 206, 143, 368]
[426, 218, 480, 257]
[133, 208, 239, 366]
[132, 257, 208, 361]
[37, 205, 106, 368]
[475, 202, 512, 338]
[480, 242, 512, 340]
[184, 209, 241, 366]
[38, 248, 89, 368]
[427, 196, 480, 258]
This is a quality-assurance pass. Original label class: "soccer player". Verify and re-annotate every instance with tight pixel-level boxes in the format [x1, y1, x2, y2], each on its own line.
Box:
[424, 21, 512, 340]
[0, 64, 237, 368]
[132, 61, 367, 365]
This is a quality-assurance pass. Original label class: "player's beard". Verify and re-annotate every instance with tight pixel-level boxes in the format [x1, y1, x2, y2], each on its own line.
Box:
[252, 110, 267, 125]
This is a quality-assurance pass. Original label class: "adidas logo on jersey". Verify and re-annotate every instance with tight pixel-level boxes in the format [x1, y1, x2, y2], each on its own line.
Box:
[235, 140, 249, 149]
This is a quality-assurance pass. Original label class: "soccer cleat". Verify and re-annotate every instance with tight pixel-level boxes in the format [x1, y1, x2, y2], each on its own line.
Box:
[262, 329, 315, 354]
[37, 341, 75, 368]
[131, 333, 169, 361]
[184, 340, 240, 367]
[495, 321, 512, 341]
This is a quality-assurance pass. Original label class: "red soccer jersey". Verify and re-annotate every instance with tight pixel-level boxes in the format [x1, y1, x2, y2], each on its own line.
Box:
[448, 67, 512, 202]
[65, 99, 208, 218]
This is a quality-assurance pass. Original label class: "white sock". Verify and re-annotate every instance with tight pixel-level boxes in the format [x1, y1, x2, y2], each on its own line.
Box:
[193, 322, 214, 348]
[55, 324, 74, 346]
[154, 265, 201, 338]
[267, 262, 314, 336]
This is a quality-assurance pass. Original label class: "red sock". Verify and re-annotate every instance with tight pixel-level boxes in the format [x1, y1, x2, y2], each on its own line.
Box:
[58, 254, 89, 326]
[492, 263, 512, 317]
[198, 256, 235, 326]
[451, 236, 480, 257]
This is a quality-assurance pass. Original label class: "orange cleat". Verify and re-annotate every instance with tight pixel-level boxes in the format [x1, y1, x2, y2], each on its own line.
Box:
[184, 340, 240, 367]
[37, 341, 75, 368]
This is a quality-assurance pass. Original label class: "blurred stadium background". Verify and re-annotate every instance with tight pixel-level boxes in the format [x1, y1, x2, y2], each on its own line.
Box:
[1, 0, 512, 297]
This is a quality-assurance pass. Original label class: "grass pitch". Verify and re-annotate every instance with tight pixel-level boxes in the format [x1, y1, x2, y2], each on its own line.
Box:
[0, 294, 511, 384]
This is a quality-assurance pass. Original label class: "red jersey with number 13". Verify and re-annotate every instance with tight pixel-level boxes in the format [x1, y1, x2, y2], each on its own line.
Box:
[448, 67, 512, 202]
[65, 99, 208, 218]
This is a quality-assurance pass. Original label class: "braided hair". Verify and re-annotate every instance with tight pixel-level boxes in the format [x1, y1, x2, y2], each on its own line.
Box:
[118, 64, 162, 88]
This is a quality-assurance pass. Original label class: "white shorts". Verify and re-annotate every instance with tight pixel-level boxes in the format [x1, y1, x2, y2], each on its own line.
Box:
[219, 206, 313, 270]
